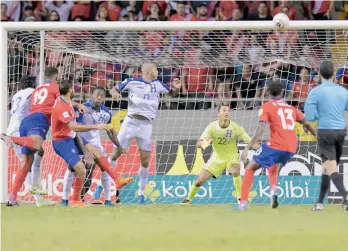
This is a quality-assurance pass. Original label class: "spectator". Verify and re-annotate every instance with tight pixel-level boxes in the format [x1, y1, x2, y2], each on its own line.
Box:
[290, 67, 316, 109]
[21, 1, 47, 21]
[2, 1, 21, 21]
[146, 3, 160, 21]
[335, 57, 348, 89]
[48, 10, 60, 21]
[248, 35, 266, 70]
[169, 1, 192, 21]
[98, 1, 121, 21]
[1, 3, 12, 21]
[45, 0, 74, 21]
[96, 6, 110, 21]
[70, 0, 92, 21]
[217, 0, 239, 20]
[73, 16, 85, 22]
[310, 0, 334, 20]
[272, 0, 297, 20]
[142, 1, 166, 17]
[234, 64, 265, 109]
[215, 55, 234, 107]
[22, 6, 36, 21]
[191, 3, 215, 21]
[272, 70, 292, 99]
[248, 1, 272, 20]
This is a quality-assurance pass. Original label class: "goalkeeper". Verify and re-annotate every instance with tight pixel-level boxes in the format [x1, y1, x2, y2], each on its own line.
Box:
[181, 104, 259, 204]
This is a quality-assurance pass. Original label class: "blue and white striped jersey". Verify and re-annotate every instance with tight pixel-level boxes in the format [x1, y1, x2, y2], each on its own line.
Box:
[116, 77, 170, 120]
[76, 101, 112, 147]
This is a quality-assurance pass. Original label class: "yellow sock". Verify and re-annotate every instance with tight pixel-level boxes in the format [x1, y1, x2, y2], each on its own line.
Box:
[187, 184, 200, 202]
[233, 175, 242, 199]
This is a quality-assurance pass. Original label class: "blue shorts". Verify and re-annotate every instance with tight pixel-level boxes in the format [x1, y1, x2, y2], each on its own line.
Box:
[52, 137, 89, 170]
[19, 112, 49, 154]
[253, 143, 294, 168]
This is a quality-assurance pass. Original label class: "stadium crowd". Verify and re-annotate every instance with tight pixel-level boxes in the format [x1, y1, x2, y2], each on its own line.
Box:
[5, 1, 348, 110]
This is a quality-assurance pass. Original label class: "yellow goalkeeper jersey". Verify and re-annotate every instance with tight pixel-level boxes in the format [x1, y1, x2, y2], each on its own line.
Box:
[200, 120, 251, 158]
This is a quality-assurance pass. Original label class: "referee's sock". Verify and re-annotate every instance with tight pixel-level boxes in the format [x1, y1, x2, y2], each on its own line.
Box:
[317, 174, 330, 204]
[330, 172, 348, 202]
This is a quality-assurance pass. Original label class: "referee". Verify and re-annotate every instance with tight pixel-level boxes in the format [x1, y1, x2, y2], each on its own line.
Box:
[304, 61, 348, 211]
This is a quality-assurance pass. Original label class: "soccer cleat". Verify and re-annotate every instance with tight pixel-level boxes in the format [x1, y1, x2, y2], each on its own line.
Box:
[36, 198, 56, 207]
[180, 199, 191, 205]
[69, 200, 87, 207]
[104, 200, 116, 207]
[138, 195, 145, 205]
[271, 195, 279, 209]
[231, 204, 248, 210]
[61, 200, 68, 207]
[115, 176, 134, 189]
[30, 185, 47, 196]
[312, 203, 323, 211]
[93, 185, 103, 200]
[343, 200, 348, 211]
[6, 201, 19, 207]
[0, 133, 14, 148]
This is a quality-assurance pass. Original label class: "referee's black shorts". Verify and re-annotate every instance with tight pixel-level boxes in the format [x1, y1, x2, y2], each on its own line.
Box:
[317, 129, 346, 163]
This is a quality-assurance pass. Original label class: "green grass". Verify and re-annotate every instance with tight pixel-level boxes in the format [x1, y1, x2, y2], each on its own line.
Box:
[1, 204, 347, 251]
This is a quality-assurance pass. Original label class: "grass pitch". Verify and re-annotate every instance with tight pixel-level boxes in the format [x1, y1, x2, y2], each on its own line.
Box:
[1, 204, 347, 251]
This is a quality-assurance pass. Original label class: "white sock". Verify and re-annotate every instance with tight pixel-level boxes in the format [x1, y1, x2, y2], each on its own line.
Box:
[138, 166, 149, 196]
[25, 172, 31, 187]
[31, 153, 42, 187]
[63, 169, 75, 200]
[34, 194, 42, 201]
[101, 171, 112, 201]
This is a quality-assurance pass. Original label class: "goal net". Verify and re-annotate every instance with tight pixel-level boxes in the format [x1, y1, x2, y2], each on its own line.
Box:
[4, 22, 348, 205]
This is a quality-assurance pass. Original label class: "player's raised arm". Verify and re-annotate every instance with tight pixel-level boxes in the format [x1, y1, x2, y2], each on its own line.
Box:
[67, 121, 110, 132]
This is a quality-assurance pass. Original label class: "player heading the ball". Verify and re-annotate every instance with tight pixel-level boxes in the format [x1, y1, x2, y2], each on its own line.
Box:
[1, 67, 87, 207]
[110, 63, 181, 204]
[51, 80, 133, 207]
[232, 80, 316, 211]
[181, 104, 259, 205]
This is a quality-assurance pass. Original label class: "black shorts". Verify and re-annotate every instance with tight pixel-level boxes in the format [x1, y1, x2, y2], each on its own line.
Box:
[317, 129, 346, 163]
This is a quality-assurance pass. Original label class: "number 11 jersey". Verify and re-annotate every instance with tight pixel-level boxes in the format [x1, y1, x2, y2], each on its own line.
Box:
[258, 99, 304, 153]
[29, 82, 60, 120]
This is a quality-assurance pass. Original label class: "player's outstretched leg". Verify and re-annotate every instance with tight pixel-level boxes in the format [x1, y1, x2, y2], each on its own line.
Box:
[231, 160, 260, 210]
[268, 164, 279, 209]
[181, 169, 213, 205]
[87, 144, 133, 189]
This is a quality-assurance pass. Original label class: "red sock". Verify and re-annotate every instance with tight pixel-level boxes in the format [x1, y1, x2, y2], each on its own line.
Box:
[95, 156, 119, 180]
[71, 177, 84, 201]
[241, 169, 255, 202]
[268, 164, 279, 192]
[11, 136, 36, 149]
[10, 155, 33, 201]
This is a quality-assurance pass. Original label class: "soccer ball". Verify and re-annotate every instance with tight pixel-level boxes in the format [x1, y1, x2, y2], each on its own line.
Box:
[273, 13, 290, 29]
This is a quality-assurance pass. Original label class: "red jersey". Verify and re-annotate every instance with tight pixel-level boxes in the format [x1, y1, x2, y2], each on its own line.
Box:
[30, 83, 60, 119]
[51, 97, 76, 140]
[259, 99, 304, 153]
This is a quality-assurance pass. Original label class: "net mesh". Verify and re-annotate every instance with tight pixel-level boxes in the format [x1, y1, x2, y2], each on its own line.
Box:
[7, 28, 348, 204]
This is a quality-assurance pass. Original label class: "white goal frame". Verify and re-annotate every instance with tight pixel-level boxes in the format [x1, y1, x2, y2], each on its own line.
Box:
[1, 20, 347, 203]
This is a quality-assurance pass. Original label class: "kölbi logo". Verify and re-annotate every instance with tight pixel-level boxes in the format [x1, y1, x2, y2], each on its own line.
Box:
[238, 143, 348, 202]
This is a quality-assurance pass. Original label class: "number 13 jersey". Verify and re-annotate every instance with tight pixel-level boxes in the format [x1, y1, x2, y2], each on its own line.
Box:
[29, 82, 60, 120]
[259, 99, 304, 153]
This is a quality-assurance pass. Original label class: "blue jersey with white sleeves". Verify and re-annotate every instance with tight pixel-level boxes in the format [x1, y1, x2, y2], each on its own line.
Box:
[76, 101, 112, 147]
[116, 77, 170, 120]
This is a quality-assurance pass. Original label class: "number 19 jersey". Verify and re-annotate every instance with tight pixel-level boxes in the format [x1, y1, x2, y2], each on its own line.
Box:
[258, 99, 304, 153]
[29, 82, 60, 120]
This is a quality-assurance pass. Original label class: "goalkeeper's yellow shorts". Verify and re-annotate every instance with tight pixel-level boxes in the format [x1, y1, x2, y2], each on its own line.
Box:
[204, 153, 240, 178]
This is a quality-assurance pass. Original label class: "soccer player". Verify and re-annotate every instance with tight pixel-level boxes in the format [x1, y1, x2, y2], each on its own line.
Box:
[52, 80, 132, 206]
[233, 80, 316, 210]
[1, 67, 87, 206]
[62, 86, 131, 207]
[180, 104, 259, 204]
[6, 75, 51, 206]
[110, 63, 181, 204]
[305, 61, 348, 211]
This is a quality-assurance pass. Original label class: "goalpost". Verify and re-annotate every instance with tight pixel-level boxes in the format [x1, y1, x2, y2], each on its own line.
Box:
[1, 21, 347, 205]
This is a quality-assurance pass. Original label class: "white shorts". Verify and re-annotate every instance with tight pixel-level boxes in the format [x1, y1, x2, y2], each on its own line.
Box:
[10, 130, 23, 162]
[117, 116, 152, 152]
